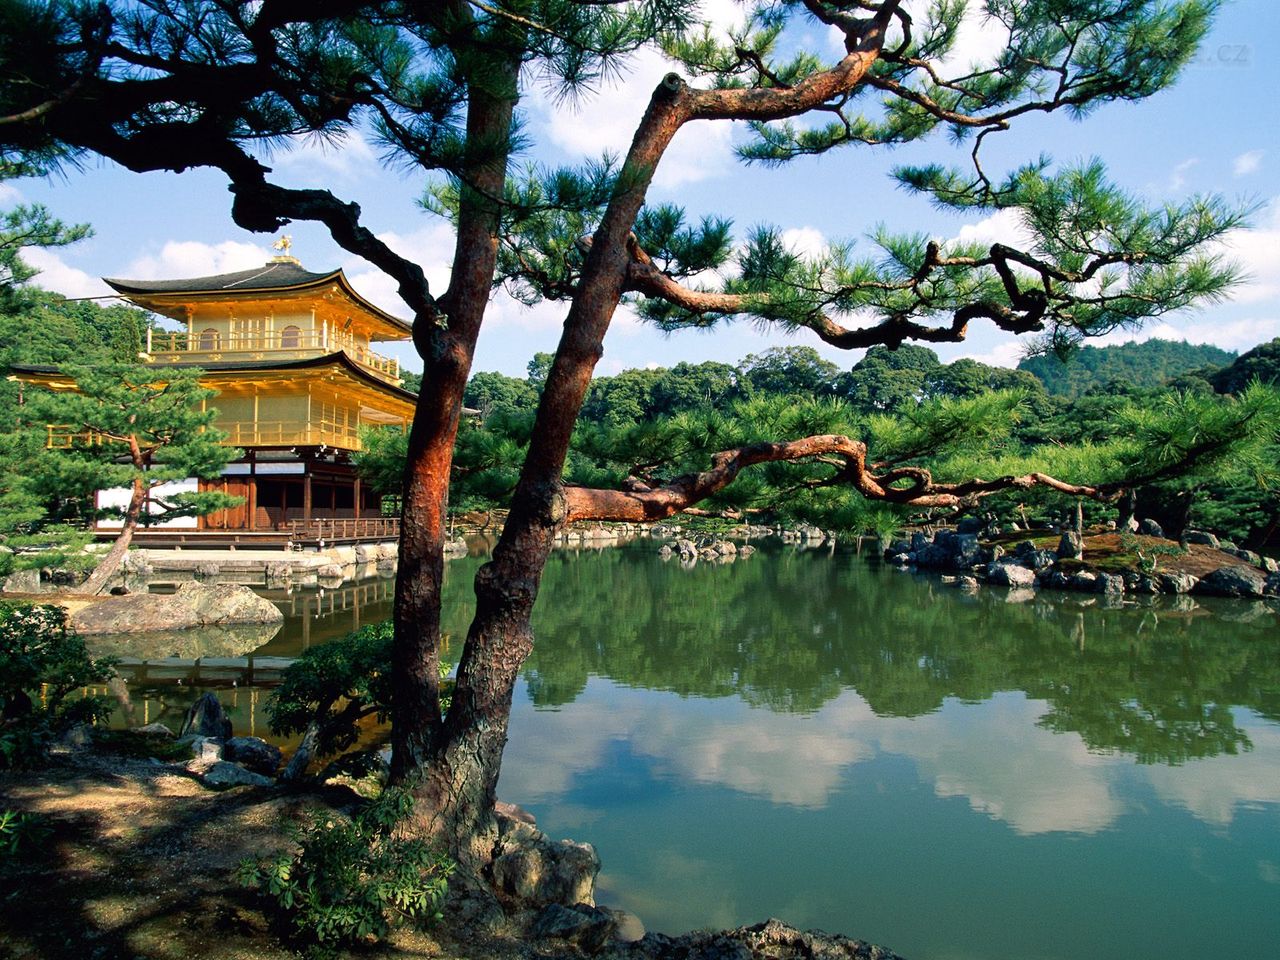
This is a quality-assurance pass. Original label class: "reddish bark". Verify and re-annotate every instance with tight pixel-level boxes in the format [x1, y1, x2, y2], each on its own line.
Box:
[390, 47, 522, 789]
[78, 438, 146, 595]
[396, 19, 906, 862]
[562, 435, 1111, 523]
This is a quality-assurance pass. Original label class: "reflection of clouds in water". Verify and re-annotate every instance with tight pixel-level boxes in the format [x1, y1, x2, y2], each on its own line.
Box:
[1141, 714, 1280, 827]
[601, 849, 741, 933]
[637, 704, 875, 809]
[499, 693, 646, 802]
[501, 682, 877, 808]
[501, 682, 1280, 837]
[1259, 860, 1280, 885]
[875, 694, 1123, 836]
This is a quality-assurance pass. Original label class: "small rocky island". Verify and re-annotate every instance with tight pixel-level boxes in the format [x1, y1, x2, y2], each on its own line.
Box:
[883, 521, 1278, 600]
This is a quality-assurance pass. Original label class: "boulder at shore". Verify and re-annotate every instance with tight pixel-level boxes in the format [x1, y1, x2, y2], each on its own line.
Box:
[70, 582, 283, 635]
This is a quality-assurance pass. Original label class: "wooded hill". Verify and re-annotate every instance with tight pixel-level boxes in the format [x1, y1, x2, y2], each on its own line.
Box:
[1017, 339, 1236, 398]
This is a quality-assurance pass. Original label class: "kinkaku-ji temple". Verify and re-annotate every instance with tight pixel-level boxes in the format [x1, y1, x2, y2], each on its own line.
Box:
[14, 247, 416, 547]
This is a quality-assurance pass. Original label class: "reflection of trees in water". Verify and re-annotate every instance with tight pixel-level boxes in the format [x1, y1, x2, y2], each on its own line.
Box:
[512, 547, 1280, 766]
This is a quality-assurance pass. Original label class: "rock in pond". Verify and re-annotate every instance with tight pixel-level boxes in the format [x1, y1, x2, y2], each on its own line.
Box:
[986, 562, 1036, 587]
[1138, 518, 1165, 538]
[179, 692, 232, 740]
[644, 918, 907, 960]
[531, 903, 617, 954]
[70, 581, 283, 635]
[1158, 571, 1199, 594]
[198, 760, 274, 788]
[1194, 565, 1267, 599]
[1056, 531, 1083, 561]
[491, 813, 600, 907]
[131, 722, 175, 738]
[224, 736, 283, 776]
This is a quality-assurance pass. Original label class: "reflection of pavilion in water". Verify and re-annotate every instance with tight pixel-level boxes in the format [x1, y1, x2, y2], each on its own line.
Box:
[261, 576, 397, 655]
[99, 578, 397, 742]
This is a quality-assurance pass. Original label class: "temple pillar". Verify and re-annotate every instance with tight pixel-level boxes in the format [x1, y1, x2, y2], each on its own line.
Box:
[247, 452, 257, 531]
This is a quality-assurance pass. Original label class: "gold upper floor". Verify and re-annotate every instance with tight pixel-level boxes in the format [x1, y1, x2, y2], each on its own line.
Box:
[36, 357, 416, 454]
[145, 326, 401, 384]
[112, 262, 411, 386]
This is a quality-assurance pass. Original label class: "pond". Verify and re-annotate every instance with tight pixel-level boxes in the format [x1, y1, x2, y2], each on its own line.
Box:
[102, 543, 1280, 960]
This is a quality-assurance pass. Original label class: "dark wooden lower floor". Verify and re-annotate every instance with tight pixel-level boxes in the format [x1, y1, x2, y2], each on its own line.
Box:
[199, 462, 384, 533]
[99, 450, 400, 547]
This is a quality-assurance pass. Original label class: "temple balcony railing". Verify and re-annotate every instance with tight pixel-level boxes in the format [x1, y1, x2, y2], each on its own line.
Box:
[47, 420, 393, 451]
[213, 418, 363, 451]
[146, 330, 402, 384]
[46, 425, 108, 449]
[288, 517, 401, 544]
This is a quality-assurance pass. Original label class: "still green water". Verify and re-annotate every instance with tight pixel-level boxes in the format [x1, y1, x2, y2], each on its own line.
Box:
[116, 543, 1280, 959]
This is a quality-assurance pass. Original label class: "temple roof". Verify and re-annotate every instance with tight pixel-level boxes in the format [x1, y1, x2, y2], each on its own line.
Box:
[105, 261, 338, 295]
[11, 352, 420, 404]
[104, 261, 413, 339]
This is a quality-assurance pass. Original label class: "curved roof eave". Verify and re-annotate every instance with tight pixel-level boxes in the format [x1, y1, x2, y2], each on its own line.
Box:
[104, 263, 414, 336]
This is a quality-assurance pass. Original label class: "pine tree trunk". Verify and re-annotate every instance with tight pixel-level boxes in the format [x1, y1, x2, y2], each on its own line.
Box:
[394, 74, 689, 871]
[388, 46, 521, 830]
[77, 472, 144, 595]
[1118, 488, 1137, 530]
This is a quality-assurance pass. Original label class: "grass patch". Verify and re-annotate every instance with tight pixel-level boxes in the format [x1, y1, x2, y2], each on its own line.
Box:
[94, 729, 193, 762]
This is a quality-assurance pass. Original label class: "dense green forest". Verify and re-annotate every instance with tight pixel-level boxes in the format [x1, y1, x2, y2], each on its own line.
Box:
[2, 282, 1277, 555]
[1017, 339, 1237, 398]
[369, 338, 1280, 551]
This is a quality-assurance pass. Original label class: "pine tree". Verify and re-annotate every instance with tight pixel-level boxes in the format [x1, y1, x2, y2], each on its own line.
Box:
[0, 0, 1259, 868]
[23, 364, 241, 593]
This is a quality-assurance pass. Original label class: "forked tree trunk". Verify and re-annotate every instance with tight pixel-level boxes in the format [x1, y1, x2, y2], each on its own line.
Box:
[396, 74, 690, 869]
[393, 24, 895, 870]
[388, 44, 522, 859]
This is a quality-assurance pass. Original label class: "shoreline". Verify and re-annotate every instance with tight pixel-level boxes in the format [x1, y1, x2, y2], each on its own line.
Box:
[0, 746, 906, 960]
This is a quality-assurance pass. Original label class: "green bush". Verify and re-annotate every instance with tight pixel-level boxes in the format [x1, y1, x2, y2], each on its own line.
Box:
[236, 787, 453, 955]
[0, 808, 52, 859]
[0, 603, 115, 768]
[268, 621, 451, 778]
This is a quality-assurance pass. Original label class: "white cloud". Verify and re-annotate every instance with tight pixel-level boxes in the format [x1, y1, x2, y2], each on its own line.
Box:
[1167, 157, 1200, 193]
[341, 223, 456, 318]
[0, 182, 24, 205]
[948, 208, 1034, 250]
[1089, 316, 1280, 355]
[956, 340, 1025, 369]
[1233, 149, 1264, 177]
[698, 0, 750, 37]
[123, 239, 273, 281]
[535, 47, 737, 190]
[781, 226, 828, 258]
[19, 247, 112, 299]
[1218, 197, 1280, 305]
[270, 133, 380, 184]
[887, 2, 1009, 73]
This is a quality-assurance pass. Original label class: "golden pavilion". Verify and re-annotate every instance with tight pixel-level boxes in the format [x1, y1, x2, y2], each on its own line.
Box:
[18, 250, 417, 545]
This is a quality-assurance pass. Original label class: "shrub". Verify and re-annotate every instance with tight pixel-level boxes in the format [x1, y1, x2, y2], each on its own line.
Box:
[236, 787, 453, 955]
[0, 603, 115, 767]
[268, 621, 451, 779]
[0, 809, 52, 859]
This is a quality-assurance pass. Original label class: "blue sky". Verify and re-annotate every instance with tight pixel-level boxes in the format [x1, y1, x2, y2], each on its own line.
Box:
[5, 0, 1279, 378]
